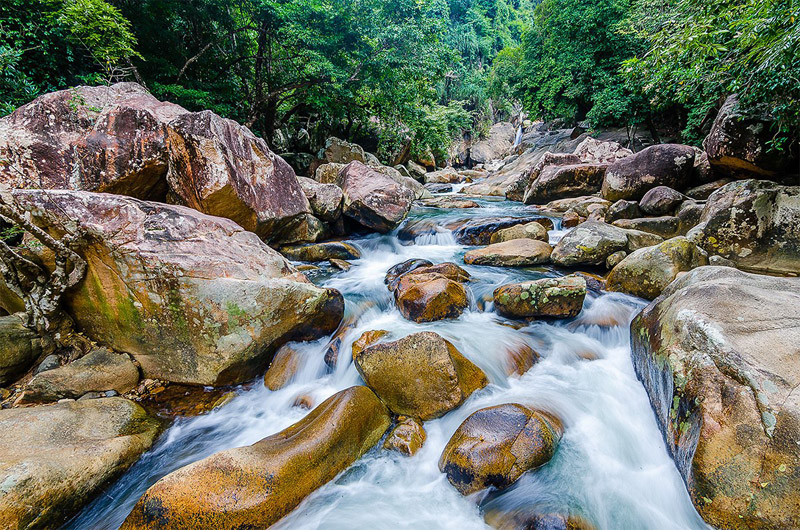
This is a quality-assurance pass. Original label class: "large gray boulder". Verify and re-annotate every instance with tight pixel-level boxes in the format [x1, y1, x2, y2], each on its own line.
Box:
[631, 267, 800, 529]
[523, 163, 607, 204]
[602, 144, 696, 201]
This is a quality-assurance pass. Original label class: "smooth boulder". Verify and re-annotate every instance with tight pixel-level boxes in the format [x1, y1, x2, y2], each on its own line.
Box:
[551, 221, 663, 268]
[494, 276, 587, 319]
[639, 186, 686, 216]
[280, 241, 360, 262]
[490, 221, 549, 244]
[391, 263, 470, 323]
[121, 386, 391, 530]
[601, 144, 695, 201]
[297, 176, 343, 222]
[353, 332, 488, 420]
[464, 239, 552, 267]
[524, 164, 607, 204]
[340, 161, 414, 232]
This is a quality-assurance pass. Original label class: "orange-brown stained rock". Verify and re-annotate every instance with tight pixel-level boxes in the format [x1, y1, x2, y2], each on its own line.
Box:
[383, 416, 427, 456]
[485, 509, 596, 530]
[394, 273, 469, 323]
[503, 343, 539, 376]
[439, 403, 562, 495]
[353, 332, 488, 421]
[263, 344, 303, 391]
[121, 386, 391, 530]
[351, 330, 389, 358]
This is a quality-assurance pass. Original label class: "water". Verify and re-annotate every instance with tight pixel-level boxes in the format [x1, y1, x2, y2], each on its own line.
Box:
[65, 198, 709, 530]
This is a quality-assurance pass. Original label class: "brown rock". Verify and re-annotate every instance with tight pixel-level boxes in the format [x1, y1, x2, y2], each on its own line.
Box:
[524, 164, 607, 204]
[639, 186, 686, 216]
[393, 272, 469, 323]
[383, 416, 427, 456]
[494, 276, 587, 319]
[340, 161, 414, 232]
[384, 259, 434, 289]
[297, 176, 343, 222]
[503, 343, 539, 376]
[464, 239, 552, 267]
[279, 241, 360, 262]
[351, 330, 389, 358]
[601, 144, 696, 201]
[490, 221, 549, 244]
[605, 200, 642, 223]
[263, 344, 303, 391]
[450, 216, 555, 246]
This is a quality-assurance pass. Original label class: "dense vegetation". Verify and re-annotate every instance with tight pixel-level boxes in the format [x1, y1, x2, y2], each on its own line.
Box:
[1, 0, 797, 160]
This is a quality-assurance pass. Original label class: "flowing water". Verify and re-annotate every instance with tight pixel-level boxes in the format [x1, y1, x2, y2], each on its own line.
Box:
[65, 197, 709, 530]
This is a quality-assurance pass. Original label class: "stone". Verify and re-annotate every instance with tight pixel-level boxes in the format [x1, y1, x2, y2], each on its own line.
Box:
[407, 160, 427, 181]
[561, 211, 581, 228]
[631, 267, 800, 529]
[263, 343, 302, 391]
[314, 162, 346, 186]
[384, 259, 434, 289]
[470, 122, 516, 164]
[676, 200, 705, 234]
[383, 416, 426, 456]
[564, 197, 611, 218]
[34, 354, 60, 375]
[639, 186, 686, 216]
[0, 397, 159, 530]
[607, 237, 708, 300]
[340, 161, 415, 232]
[4, 190, 343, 386]
[372, 164, 431, 200]
[524, 163, 607, 204]
[439, 403, 562, 495]
[22, 348, 139, 403]
[420, 197, 481, 209]
[573, 136, 632, 163]
[166, 110, 311, 242]
[353, 332, 487, 420]
[601, 144, 696, 201]
[613, 216, 681, 239]
[685, 179, 732, 200]
[121, 386, 391, 530]
[279, 241, 360, 262]
[424, 167, 462, 184]
[551, 221, 663, 268]
[502, 342, 539, 376]
[319, 137, 374, 165]
[703, 94, 795, 178]
[392, 264, 470, 323]
[485, 510, 595, 530]
[490, 221, 549, 244]
[0, 313, 41, 386]
[279, 214, 329, 244]
[329, 259, 351, 271]
[687, 180, 800, 275]
[605, 250, 627, 269]
[297, 176, 343, 222]
[493, 276, 586, 319]
[464, 239, 553, 267]
[451, 216, 554, 246]
[351, 330, 389, 358]
[424, 183, 453, 193]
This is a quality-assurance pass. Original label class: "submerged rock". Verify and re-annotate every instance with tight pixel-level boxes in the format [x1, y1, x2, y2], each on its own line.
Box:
[601, 144, 695, 201]
[464, 239, 552, 267]
[439, 403, 562, 495]
[494, 275, 587, 319]
[0, 313, 42, 386]
[121, 386, 391, 530]
[631, 267, 800, 529]
[383, 416, 427, 456]
[340, 161, 415, 232]
[263, 343, 303, 391]
[0, 398, 159, 530]
[353, 332, 487, 420]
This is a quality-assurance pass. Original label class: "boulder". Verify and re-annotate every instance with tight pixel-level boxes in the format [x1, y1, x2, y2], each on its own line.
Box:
[605, 200, 642, 223]
[384, 259, 434, 289]
[263, 343, 302, 391]
[351, 330, 389, 358]
[687, 180, 800, 275]
[470, 122, 516, 164]
[420, 197, 480, 209]
[424, 167, 462, 184]
[464, 239, 553, 267]
[601, 144, 696, 201]
[319, 137, 379, 166]
[391, 264, 470, 323]
[121, 386, 391, 530]
[439, 403, 562, 495]
[490, 221, 549, 244]
[524, 164, 607, 204]
[22, 348, 139, 403]
[573, 137, 632, 163]
[353, 331, 487, 420]
[383, 416, 427, 456]
[314, 162, 346, 186]
[0, 398, 159, 530]
[5, 190, 343, 386]
[703, 95, 795, 178]
[407, 160, 427, 181]
[685, 179, 732, 201]
[340, 161, 415, 233]
[451, 216, 554, 246]
[279, 241, 360, 262]
[613, 216, 681, 239]
[372, 164, 431, 200]
[563, 197, 611, 218]
[631, 267, 800, 529]
[297, 176, 343, 222]
[639, 186, 686, 216]
[494, 275, 587, 319]
[0, 313, 42, 386]
[607, 237, 708, 300]
[676, 200, 705, 234]
[551, 221, 663, 268]
[424, 183, 453, 193]
[278, 214, 329, 244]
[485, 510, 595, 530]
[605, 250, 627, 269]
[166, 110, 311, 242]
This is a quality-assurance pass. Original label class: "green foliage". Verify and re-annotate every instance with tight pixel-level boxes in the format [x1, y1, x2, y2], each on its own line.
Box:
[58, 0, 140, 66]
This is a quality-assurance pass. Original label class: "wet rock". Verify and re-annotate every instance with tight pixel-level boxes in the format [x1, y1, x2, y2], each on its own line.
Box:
[486, 510, 595, 530]
[494, 275, 586, 319]
[383, 416, 426, 456]
[22, 348, 139, 403]
[0, 397, 159, 529]
[280, 241, 361, 262]
[439, 403, 562, 495]
[551, 221, 663, 268]
[5, 190, 343, 386]
[263, 343, 302, 391]
[561, 211, 581, 228]
[703, 94, 795, 178]
[639, 186, 686, 216]
[524, 163, 607, 204]
[424, 183, 453, 193]
[601, 144, 696, 201]
[502, 343, 539, 376]
[340, 161, 415, 233]
[685, 179, 732, 200]
[0, 313, 41, 386]
[490, 221, 549, 244]
[424, 167, 462, 184]
[384, 259, 434, 289]
[351, 330, 389, 358]
[631, 267, 800, 529]
[452, 216, 554, 246]
[392, 264, 470, 323]
[464, 239, 553, 267]
[353, 332, 487, 420]
[687, 179, 800, 275]
[329, 258, 351, 271]
[607, 237, 708, 300]
[297, 176, 343, 222]
[122, 386, 391, 530]
[612, 216, 680, 239]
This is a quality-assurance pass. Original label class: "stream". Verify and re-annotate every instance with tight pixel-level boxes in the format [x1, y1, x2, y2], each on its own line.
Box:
[64, 196, 709, 530]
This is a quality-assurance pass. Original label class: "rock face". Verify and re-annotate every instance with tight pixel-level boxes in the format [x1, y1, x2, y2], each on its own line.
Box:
[166, 111, 311, 241]
[601, 144, 696, 201]
[607, 237, 708, 300]
[490, 221, 549, 244]
[0, 397, 160, 530]
[121, 386, 391, 530]
[639, 186, 686, 216]
[464, 239, 552, 267]
[23, 348, 139, 403]
[524, 163, 607, 204]
[297, 176, 343, 222]
[703, 95, 795, 178]
[439, 404, 562, 495]
[551, 221, 663, 268]
[353, 332, 488, 420]
[631, 267, 800, 529]
[494, 276, 587, 319]
[0, 313, 42, 386]
[470, 122, 516, 164]
[687, 180, 800, 275]
[340, 161, 414, 232]
[5, 190, 343, 386]
[383, 416, 427, 456]
[390, 263, 470, 323]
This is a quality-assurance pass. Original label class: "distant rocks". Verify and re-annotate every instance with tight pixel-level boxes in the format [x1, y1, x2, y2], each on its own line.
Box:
[494, 275, 586, 319]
